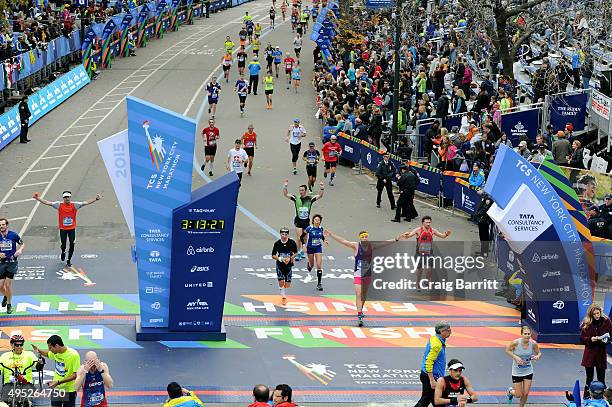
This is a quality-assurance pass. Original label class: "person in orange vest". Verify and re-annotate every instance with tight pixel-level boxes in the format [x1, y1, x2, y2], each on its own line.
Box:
[34, 191, 102, 267]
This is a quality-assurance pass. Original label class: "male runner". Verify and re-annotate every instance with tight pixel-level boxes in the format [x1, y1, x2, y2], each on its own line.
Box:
[302, 142, 320, 191]
[75, 351, 114, 407]
[286, 118, 307, 175]
[246, 19, 255, 42]
[290, 9, 298, 32]
[254, 22, 262, 39]
[34, 191, 102, 268]
[236, 46, 247, 76]
[238, 26, 248, 48]
[0, 218, 24, 314]
[201, 119, 219, 176]
[283, 52, 295, 89]
[272, 46, 283, 78]
[434, 360, 478, 407]
[269, 6, 276, 28]
[300, 7, 309, 31]
[321, 135, 342, 185]
[292, 34, 302, 59]
[241, 125, 257, 176]
[0, 335, 38, 402]
[265, 43, 274, 71]
[223, 36, 235, 54]
[221, 52, 233, 83]
[248, 57, 261, 95]
[282, 181, 324, 261]
[251, 35, 261, 57]
[242, 11, 253, 25]
[206, 76, 221, 117]
[226, 139, 249, 185]
[281, 1, 287, 21]
[271, 227, 298, 305]
[235, 74, 249, 116]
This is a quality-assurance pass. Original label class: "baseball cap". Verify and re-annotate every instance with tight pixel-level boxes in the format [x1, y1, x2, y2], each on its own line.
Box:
[590, 381, 605, 394]
[519, 141, 527, 147]
[280, 227, 290, 234]
[62, 191, 72, 198]
[293, 118, 300, 123]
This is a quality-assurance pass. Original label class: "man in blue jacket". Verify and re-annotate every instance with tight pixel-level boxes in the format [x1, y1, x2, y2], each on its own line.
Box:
[415, 321, 452, 407]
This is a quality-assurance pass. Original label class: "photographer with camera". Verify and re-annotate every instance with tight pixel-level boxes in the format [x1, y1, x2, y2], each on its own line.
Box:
[0, 335, 39, 405]
[74, 352, 113, 407]
[163, 382, 203, 407]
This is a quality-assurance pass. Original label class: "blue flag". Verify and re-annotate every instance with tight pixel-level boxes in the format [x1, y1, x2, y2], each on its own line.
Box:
[572, 379, 581, 407]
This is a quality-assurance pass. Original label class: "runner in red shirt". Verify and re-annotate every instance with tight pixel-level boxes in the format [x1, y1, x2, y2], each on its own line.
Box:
[283, 52, 295, 89]
[34, 191, 102, 267]
[201, 118, 220, 176]
[241, 124, 258, 176]
[321, 135, 342, 186]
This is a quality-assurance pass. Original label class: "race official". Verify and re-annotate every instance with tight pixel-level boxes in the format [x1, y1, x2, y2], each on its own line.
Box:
[163, 382, 203, 407]
[18, 96, 31, 144]
[75, 351, 113, 407]
[0, 218, 25, 314]
[375, 152, 396, 210]
[392, 164, 419, 223]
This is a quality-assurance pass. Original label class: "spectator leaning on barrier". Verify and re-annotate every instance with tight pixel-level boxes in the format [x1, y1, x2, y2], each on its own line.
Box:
[468, 162, 485, 189]
[163, 382, 203, 407]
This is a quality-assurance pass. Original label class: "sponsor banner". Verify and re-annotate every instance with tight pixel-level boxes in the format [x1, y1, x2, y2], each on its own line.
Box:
[500, 108, 540, 145]
[360, 145, 383, 172]
[100, 19, 117, 69]
[365, 0, 394, 8]
[169, 173, 239, 332]
[591, 89, 611, 120]
[548, 92, 589, 132]
[337, 133, 360, 163]
[155, 0, 168, 38]
[442, 171, 468, 200]
[453, 179, 481, 215]
[118, 13, 134, 57]
[410, 163, 441, 196]
[0, 65, 90, 151]
[97, 130, 135, 236]
[127, 96, 196, 328]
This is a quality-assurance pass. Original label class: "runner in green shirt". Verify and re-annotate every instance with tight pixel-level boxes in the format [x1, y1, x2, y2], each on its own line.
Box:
[33, 334, 81, 404]
[262, 71, 275, 109]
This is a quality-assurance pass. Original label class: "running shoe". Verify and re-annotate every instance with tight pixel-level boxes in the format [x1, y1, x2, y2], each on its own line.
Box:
[317, 284, 323, 291]
[303, 273, 313, 283]
[209, 171, 213, 176]
[357, 313, 364, 327]
[6, 304, 12, 314]
[506, 387, 513, 403]
[293, 169, 297, 175]
[329, 179, 334, 186]
[61, 252, 66, 261]
[66, 261, 72, 267]
[1, 296, 6, 307]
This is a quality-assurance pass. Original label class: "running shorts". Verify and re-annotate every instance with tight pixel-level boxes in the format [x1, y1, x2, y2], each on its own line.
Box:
[208, 97, 218, 104]
[0, 262, 17, 279]
[306, 165, 317, 177]
[307, 246, 322, 254]
[222, 65, 231, 72]
[238, 61, 246, 68]
[354, 275, 371, 285]
[276, 265, 292, 282]
[290, 143, 301, 163]
[238, 95, 247, 103]
[244, 147, 255, 157]
[512, 374, 533, 383]
[265, 89, 273, 95]
[324, 161, 337, 169]
[293, 216, 310, 230]
[285, 69, 292, 75]
[204, 145, 217, 156]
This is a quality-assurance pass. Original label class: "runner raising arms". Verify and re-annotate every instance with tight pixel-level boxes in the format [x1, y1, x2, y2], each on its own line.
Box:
[303, 142, 320, 191]
[206, 76, 221, 118]
[283, 52, 295, 89]
[271, 227, 298, 305]
[282, 180, 324, 261]
[506, 326, 541, 407]
[286, 118, 307, 175]
[221, 52, 233, 83]
[201, 119, 220, 176]
[321, 135, 342, 186]
[304, 214, 327, 291]
[241, 124, 257, 176]
[324, 229, 402, 326]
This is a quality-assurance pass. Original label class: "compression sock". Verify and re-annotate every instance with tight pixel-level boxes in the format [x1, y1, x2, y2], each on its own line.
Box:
[323, 172, 327, 178]
[209, 162, 214, 173]
[307, 264, 312, 272]
[279, 287, 286, 297]
[317, 269, 322, 285]
[330, 173, 335, 181]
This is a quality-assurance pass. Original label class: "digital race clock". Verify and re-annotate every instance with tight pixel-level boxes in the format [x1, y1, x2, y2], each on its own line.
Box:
[180, 219, 226, 230]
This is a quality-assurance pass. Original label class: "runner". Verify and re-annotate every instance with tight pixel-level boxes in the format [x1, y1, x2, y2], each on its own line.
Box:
[262, 70, 275, 109]
[206, 76, 221, 117]
[221, 51, 233, 83]
[273, 46, 283, 78]
[290, 10, 297, 32]
[321, 135, 342, 186]
[0, 335, 38, 403]
[304, 214, 327, 291]
[324, 229, 402, 326]
[251, 34, 261, 57]
[246, 19, 255, 42]
[292, 34, 302, 60]
[226, 139, 249, 185]
[34, 191, 102, 268]
[75, 351, 114, 407]
[282, 180, 324, 261]
[399, 216, 451, 290]
[224, 35, 235, 54]
[283, 52, 296, 89]
[243, 11, 253, 25]
[235, 74, 249, 116]
[271, 227, 298, 305]
[201, 119, 220, 176]
[265, 43, 274, 71]
[302, 142, 320, 191]
[0, 218, 24, 315]
[286, 118, 307, 175]
[241, 124, 257, 176]
[434, 360, 479, 407]
[281, 1, 287, 21]
[236, 46, 247, 76]
[269, 6, 276, 28]
[292, 63, 301, 93]
[311, 5, 318, 21]
[295, 10, 303, 36]
[238, 26, 248, 48]
[506, 326, 542, 407]
[300, 7, 309, 31]
[254, 22, 262, 39]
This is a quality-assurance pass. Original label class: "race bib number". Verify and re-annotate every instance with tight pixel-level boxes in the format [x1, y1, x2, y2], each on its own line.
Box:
[232, 157, 242, 169]
[308, 157, 316, 163]
[208, 138, 216, 146]
[298, 207, 309, 219]
[329, 150, 337, 157]
[62, 217, 74, 227]
[0, 240, 12, 251]
[310, 238, 321, 246]
[418, 242, 432, 255]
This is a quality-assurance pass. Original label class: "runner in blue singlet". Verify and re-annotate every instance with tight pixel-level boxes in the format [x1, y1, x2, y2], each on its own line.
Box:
[304, 214, 327, 291]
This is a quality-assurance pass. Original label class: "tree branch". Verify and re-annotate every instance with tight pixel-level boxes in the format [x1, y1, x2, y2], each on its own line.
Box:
[505, 0, 548, 19]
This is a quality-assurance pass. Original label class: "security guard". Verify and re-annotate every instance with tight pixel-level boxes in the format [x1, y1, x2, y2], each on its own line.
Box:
[392, 164, 419, 222]
[18, 95, 31, 144]
[375, 152, 396, 210]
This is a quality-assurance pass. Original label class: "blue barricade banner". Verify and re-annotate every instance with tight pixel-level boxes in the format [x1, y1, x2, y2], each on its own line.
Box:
[549, 92, 589, 132]
[127, 96, 197, 328]
[360, 145, 382, 172]
[338, 134, 360, 163]
[442, 171, 468, 199]
[453, 180, 481, 215]
[169, 173, 239, 332]
[365, 0, 393, 8]
[444, 114, 463, 131]
[0, 65, 90, 151]
[501, 108, 540, 144]
[410, 163, 441, 196]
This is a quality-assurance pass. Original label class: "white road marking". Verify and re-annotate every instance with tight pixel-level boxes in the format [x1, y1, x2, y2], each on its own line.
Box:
[29, 167, 62, 173]
[51, 143, 80, 148]
[58, 133, 88, 138]
[39, 154, 71, 160]
[3, 198, 35, 205]
[16, 182, 49, 188]
[8, 216, 27, 222]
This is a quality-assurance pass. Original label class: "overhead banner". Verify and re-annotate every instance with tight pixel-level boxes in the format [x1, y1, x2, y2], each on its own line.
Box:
[127, 96, 196, 328]
[501, 108, 540, 144]
[169, 173, 239, 332]
[548, 92, 588, 133]
[97, 130, 135, 237]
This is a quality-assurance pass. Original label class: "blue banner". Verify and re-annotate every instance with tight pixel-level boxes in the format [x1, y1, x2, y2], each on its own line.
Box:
[365, 0, 393, 8]
[412, 165, 441, 196]
[500, 108, 540, 145]
[548, 92, 589, 133]
[338, 136, 360, 163]
[127, 96, 197, 328]
[442, 171, 468, 199]
[453, 181, 481, 215]
[0, 65, 90, 151]
[169, 173, 239, 332]
[360, 146, 383, 172]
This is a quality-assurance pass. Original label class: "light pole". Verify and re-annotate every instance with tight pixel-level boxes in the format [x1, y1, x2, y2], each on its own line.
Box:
[390, 0, 403, 154]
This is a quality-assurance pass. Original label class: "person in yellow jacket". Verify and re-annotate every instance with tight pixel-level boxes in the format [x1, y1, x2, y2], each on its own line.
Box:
[262, 71, 274, 109]
[223, 36, 235, 53]
[163, 382, 203, 407]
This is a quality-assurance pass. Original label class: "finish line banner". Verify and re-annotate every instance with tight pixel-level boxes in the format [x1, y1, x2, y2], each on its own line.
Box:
[127, 96, 196, 328]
